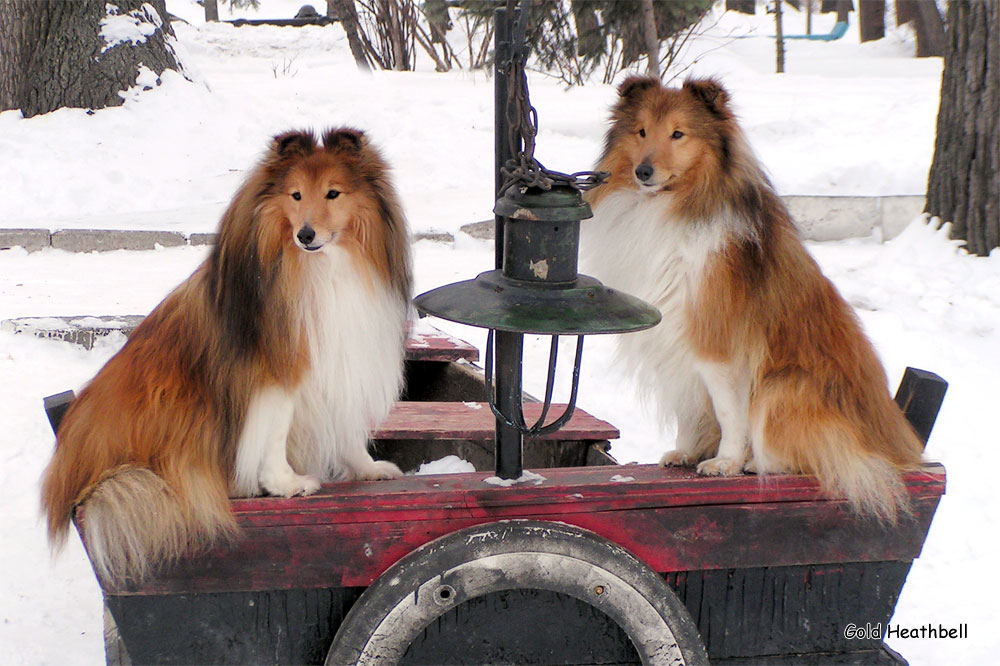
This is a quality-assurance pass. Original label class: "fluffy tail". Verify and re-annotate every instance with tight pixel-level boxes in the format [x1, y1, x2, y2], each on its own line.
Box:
[43, 464, 236, 585]
[796, 422, 915, 523]
[755, 387, 924, 523]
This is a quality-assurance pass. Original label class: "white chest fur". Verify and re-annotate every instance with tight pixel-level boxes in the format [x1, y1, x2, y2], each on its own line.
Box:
[581, 191, 725, 306]
[580, 190, 728, 422]
[289, 245, 407, 477]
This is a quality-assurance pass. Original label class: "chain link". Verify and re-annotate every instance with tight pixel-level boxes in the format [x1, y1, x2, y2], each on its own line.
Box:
[499, 0, 607, 195]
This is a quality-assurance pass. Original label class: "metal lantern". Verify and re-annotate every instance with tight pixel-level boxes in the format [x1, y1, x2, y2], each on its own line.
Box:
[416, 185, 659, 336]
[413, 3, 660, 480]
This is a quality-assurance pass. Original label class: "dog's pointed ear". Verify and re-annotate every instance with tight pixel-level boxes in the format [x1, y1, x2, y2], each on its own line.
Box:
[272, 131, 317, 158]
[684, 78, 731, 118]
[323, 128, 366, 152]
[617, 76, 660, 101]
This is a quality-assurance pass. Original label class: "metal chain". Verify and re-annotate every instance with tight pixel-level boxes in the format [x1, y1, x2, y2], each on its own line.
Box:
[499, 0, 607, 195]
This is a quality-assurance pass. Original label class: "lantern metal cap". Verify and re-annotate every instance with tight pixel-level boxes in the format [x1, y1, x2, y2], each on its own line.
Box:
[494, 185, 593, 222]
[413, 269, 661, 335]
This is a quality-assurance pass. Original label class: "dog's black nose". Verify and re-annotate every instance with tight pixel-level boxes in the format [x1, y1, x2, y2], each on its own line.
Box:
[297, 226, 316, 246]
[635, 163, 654, 182]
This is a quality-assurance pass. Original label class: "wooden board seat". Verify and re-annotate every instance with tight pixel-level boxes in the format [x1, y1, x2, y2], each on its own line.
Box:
[374, 401, 617, 442]
[403, 324, 479, 363]
[372, 401, 620, 475]
[102, 463, 946, 596]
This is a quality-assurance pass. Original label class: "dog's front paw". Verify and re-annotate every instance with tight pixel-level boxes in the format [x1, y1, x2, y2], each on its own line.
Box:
[356, 460, 404, 481]
[261, 469, 322, 497]
[659, 450, 696, 467]
[696, 456, 745, 477]
[742, 458, 760, 474]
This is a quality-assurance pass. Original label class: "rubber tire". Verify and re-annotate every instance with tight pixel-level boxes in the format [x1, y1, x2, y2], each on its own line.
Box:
[326, 519, 708, 665]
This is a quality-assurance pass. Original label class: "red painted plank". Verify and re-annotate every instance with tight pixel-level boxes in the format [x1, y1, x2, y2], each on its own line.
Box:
[99, 464, 945, 596]
[404, 324, 479, 363]
[374, 402, 619, 441]
[107, 496, 942, 596]
[229, 463, 945, 527]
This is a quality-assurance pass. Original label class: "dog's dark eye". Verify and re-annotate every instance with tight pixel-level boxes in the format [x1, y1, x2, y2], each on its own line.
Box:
[291, 192, 302, 201]
[638, 129, 646, 138]
[326, 189, 340, 200]
[671, 130, 684, 140]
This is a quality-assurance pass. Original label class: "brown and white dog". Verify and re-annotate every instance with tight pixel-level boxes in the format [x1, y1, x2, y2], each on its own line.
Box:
[41, 128, 411, 583]
[582, 77, 922, 521]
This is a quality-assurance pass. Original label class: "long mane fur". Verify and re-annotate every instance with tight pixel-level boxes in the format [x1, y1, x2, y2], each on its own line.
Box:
[586, 76, 923, 522]
[40, 127, 410, 583]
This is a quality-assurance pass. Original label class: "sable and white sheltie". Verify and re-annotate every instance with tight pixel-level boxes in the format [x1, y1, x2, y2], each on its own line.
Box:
[41, 128, 411, 583]
[581, 76, 923, 521]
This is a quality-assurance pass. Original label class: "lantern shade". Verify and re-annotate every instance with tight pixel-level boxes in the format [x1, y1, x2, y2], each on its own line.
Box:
[415, 184, 661, 336]
[413, 269, 661, 335]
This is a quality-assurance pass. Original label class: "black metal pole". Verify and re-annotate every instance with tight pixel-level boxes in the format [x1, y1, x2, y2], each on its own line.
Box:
[493, 7, 524, 480]
[494, 330, 525, 479]
[494, 6, 512, 270]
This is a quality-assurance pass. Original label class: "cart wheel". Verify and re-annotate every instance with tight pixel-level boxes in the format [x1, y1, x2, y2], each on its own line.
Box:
[326, 520, 708, 666]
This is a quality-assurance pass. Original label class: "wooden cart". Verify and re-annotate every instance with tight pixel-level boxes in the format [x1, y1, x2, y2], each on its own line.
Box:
[45, 326, 946, 666]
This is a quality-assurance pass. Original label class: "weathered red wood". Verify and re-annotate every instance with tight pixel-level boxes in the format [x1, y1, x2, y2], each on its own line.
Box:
[101, 464, 945, 597]
[374, 402, 619, 441]
[404, 325, 479, 363]
[230, 463, 944, 526]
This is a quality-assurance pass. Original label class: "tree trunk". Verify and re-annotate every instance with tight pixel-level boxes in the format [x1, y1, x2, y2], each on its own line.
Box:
[775, 0, 785, 74]
[895, 0, 918, 24]
[895, 0, 945, 57]
[858, 0, 885, 42]
[332, 0, 371, 71]
[205, 0, 219, 22]
[411, 9, 451, 72]
[821, 0, 854, 23]
[423, 0, 450, 44]
[639, 0, 660, 78]
[385, 0, 408, 71]
[0, 0, 182, 118]
[725, 0, 756, 14]
[925, 0, 1000, 256]
[914, 0, 946, 58]
[572, 2, 602, 59]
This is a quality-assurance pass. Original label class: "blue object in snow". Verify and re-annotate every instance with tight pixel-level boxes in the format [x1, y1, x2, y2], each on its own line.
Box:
[781, 20, 848, 41]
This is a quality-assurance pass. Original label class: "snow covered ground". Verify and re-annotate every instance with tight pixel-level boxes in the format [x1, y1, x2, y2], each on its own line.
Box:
[2, 1, 997, 664]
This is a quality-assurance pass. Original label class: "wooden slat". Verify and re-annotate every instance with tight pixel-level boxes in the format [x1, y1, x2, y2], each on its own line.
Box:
[374, 401, 618, 441]
[108, 496, 943, 595]
[404, 325, 479, 363]
[99, 464, 946, 596]
[227, 463, 945, 526]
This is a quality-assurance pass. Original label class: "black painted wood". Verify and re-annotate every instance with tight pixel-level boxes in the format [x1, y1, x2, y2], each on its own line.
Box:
[893, 367, 948, 447]
[400, 589, 641, 665]
[712, 646, 906, 665]
[665, 562, 912, 661]
[107, 588, 363, 666]
[105, 561, 914, 665]
[43, 389, 74, 435]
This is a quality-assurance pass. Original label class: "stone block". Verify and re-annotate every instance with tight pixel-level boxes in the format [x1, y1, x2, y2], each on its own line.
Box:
[413, 231, 455, 243]
[1, 315, 146, 350]
[188, 232, 218, 246]
[879, 196, 926, 239]
[51, 229, 187, 252]
[0, 228, 51, 252]
[784, 196, 880, 241]
[459, 220, 495, 241]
